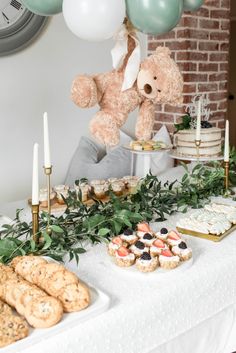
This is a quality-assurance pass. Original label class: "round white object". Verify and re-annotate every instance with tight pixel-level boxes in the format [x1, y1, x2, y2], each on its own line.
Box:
[63, 0, 126, 42]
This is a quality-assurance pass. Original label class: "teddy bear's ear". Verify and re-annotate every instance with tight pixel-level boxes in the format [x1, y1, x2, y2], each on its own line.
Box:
[155, 46, 171, 57]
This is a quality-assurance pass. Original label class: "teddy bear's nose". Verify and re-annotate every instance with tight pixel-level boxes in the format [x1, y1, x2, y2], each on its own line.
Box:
[144, 84, 152, 94]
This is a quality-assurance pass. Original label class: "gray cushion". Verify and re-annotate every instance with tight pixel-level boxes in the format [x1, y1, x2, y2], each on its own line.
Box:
[65, 136, 131, 186]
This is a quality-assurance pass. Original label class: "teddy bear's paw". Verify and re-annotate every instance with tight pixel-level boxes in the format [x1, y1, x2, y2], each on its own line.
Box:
[71, 75, 98, 108]
[135, 130, 152, 141]
[90, 112, 120, 147]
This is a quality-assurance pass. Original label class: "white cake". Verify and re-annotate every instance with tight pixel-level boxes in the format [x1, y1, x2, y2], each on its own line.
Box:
[175, 127, 222, 157]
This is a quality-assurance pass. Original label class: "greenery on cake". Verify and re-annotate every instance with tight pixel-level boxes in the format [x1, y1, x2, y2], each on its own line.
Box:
[174, 113, 192, 132]
[175, 113, 212, 132]
[0, 160, 234, 265]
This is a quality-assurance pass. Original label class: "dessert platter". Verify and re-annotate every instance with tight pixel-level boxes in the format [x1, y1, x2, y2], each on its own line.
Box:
[28, 176, 141, 212]
[107, 222, 193, 277]
[177, 201, 236, 242]
[0, 256, 110, 351]
[124, 140, 172, 154]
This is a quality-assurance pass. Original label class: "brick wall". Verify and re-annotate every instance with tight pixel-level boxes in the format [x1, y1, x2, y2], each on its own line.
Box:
[148, 0, 230, 136]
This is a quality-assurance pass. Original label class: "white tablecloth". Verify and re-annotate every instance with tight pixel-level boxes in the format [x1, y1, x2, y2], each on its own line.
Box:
[1, 203, 236, 353]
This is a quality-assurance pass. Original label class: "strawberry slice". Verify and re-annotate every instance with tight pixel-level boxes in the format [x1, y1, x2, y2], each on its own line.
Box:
[137, 222, 151, 233]
[161, 249, 173, 257]
[153, 239, 165, 248]
[112, 237, 122, 245]
[168, 230, 181, 241]
[117, 246, 130, 257]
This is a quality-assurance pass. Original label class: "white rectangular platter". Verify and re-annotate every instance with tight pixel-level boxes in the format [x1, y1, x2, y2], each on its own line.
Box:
[1, 286, 110, 353]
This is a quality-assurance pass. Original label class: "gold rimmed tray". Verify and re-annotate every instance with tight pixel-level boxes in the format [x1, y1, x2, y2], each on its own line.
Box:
[177, 224, 236, 242]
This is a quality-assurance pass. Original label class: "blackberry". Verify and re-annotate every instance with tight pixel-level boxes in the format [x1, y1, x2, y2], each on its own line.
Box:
[179, 241, 187, 249]
[140, 252, 151, 261]
[201, 121, 212, 129]
[143, 233, 153, 240]
[123, 229, 133, 236]
[135, 241, 145, 250]
[160, 228, 168, 235]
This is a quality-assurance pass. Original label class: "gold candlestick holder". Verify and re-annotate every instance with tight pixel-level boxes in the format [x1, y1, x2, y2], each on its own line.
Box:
[44, 166, 52, 234]
[224, 161, 229, 190]
[32, 204, 39, 242]
[195, 139, 201, 160]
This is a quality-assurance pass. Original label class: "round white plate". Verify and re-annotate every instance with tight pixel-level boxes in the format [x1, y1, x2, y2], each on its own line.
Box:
[168, 150, 224, 162]
[123, 144, 172, 155]
[110, 256, 193, 279]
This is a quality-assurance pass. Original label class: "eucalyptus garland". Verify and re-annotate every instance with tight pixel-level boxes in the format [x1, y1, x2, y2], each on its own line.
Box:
[0, 161, 234, 264]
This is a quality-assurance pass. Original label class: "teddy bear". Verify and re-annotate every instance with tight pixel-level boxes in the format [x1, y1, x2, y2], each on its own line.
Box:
[71, 36, 183, 147]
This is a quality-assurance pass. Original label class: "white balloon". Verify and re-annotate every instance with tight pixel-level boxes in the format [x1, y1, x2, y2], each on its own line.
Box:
[63, 0, 126, 42]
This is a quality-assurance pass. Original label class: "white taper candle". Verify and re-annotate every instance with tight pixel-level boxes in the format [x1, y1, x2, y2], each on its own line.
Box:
[196, 99, 201, 141]
[43, 112, 51, 168]
[32, 143, 39, 205]
[224, 120, 229, 162]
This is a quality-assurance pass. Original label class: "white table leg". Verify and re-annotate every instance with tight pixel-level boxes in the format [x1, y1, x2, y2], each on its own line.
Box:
[131, 153, 134, 176]
[143, 154, 152, 177]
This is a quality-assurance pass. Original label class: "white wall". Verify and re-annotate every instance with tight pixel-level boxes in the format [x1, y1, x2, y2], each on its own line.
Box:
[0, 14, 146, 203]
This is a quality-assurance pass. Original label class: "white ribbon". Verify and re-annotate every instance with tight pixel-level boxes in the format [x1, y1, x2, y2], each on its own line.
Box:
[111, 24, 141, 92]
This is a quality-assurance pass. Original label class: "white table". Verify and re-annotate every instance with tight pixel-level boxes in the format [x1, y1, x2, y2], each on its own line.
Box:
[0, 202, 236, 353]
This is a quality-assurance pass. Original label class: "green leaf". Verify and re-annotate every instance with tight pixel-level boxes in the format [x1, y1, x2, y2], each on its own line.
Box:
[74, 248, 86, 254]
[42, 232, 52, 250]
[98, 228, 110, 236]
[30, 239, 36, 251]
[0, 239, 18, 257]
[50, 225, 64, 234]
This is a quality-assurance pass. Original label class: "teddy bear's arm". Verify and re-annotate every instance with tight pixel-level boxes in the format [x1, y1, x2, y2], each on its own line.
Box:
[71, 74, 100, 108]
[93, 72, 111, 100]
[135, 100, 155, 141]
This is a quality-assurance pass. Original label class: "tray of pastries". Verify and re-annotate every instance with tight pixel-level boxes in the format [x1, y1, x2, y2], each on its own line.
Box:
[107, 222, 193, 276]
[28, 176, 141, 212]
[0, 256, 110, 351]
[176, 201, 236, 242]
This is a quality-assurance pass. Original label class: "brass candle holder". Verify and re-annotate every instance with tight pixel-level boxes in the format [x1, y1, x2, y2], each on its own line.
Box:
[195, 139, 201, 160]
[224, 161, 229, 190]
[32, 204, 39, 242]
[44, 166, 52, 234]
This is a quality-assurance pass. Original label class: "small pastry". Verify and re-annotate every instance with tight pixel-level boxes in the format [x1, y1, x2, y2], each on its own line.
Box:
[90, 179, 106, 188]
[150, 239, 168, 256]
[115, 247, 135, 267]
[136, 222, 152, 238]
[172, 241, 192, 261]
[39, 188, 56, 207]
[156, 227, 169, 240]
[132, 142, 143, 151]
[108, 178, 118, 184]
[166, 230, 182, 246]
[143, 143, 153, 151]
[93, 184, 106, 199]
[142, 233, 155, 247]
[136, 252, 159, 273]
[120, 229, 138, 245]
[127, 179, 139, 193]
[54, 185, 69, 205]
[75, 184, 90, 202]
[108, 236, 123, 256]
[111, 181, 124, 196]
[130, 240, 149, 257]
[159, 249, 180, 269]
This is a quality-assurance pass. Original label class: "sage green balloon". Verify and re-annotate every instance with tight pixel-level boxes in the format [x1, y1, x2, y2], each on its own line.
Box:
[183, 0, 204, 11]
[126, 0, 184, 35]
[21, 0, 63, 16]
